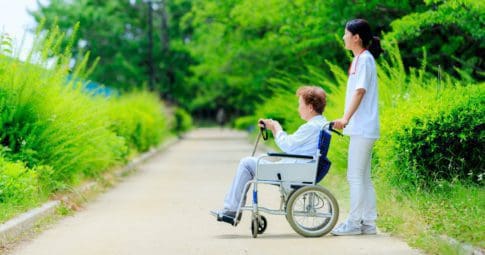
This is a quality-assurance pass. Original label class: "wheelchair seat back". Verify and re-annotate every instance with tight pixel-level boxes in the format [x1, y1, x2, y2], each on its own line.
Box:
[315, 128, 332, 183]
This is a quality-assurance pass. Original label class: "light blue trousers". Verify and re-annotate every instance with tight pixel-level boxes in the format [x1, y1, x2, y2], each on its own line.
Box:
[223, 156, 256, 211]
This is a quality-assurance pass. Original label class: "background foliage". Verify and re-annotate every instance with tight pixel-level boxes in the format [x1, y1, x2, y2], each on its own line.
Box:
[31, 0, 194, 103]
[246, 41, 484, 248]
[378, 84, 484, 189]
[0, 25, 175, 223]
[31, 0, 483, 120]
[2, 0, 482, 251]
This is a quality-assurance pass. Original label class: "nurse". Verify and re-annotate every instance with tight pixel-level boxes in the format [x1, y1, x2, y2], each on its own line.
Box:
[331, 19, 383, 236]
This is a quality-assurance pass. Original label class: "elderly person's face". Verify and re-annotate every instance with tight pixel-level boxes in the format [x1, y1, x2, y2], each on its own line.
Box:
[298, 96, 313, 121]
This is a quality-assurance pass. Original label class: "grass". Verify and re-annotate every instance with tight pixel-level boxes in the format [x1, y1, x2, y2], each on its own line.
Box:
[376, 178, 485, 254]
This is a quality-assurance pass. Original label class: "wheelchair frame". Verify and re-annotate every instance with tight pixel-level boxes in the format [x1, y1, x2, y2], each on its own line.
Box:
[232, 122, 340, 238]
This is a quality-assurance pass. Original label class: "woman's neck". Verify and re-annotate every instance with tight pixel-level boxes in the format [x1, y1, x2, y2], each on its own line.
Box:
[352, 45, 366, 57]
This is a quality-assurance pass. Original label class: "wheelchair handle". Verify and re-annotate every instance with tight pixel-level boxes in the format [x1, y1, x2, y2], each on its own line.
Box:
[328, 122, 343, 136]
[251, 120, 268, 157]
[259, 120, 269, 141]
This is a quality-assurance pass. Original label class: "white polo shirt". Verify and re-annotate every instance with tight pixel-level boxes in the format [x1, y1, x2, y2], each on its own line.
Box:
[343, 50, 380, 139]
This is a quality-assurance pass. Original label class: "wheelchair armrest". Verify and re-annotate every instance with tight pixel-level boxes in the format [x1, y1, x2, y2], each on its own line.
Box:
[267, 152, 313, 160]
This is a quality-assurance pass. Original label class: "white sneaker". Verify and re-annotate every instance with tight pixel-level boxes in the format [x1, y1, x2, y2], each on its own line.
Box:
[331, 222, 362, 236]
[361, 224, 377, 235]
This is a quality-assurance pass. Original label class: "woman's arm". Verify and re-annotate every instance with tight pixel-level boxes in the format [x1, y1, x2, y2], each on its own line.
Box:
[333, 88, 366, 129]
[260, 119, 313, 152]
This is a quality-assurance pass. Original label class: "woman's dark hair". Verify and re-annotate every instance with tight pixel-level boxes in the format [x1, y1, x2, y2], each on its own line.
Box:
[346, 19, 383, 59]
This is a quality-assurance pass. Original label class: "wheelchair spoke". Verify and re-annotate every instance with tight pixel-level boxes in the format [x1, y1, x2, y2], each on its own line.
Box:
[287, 186, 339, 236]
[292, 211, 333, 218]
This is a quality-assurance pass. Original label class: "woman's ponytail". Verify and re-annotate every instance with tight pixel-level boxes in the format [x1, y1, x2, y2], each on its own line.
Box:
[368, 36, 383, 59]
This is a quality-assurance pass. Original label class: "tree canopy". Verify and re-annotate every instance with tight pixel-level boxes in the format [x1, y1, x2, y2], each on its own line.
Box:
[30, 0, 484, 118]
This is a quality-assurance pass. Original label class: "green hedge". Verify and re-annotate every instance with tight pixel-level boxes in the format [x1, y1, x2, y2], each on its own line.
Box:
[0, 63, 124, 187]
[0, 26, 172, 223]
[378, 84, 484, 189]
[107, 91, 170, 153]
[233, 115, 257, 131]
[0, 157, 38, 205]
[172, 107, 193, 135]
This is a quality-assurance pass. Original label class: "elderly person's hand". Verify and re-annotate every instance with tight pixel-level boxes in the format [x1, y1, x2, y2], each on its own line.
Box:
[258, 119, 282, 135]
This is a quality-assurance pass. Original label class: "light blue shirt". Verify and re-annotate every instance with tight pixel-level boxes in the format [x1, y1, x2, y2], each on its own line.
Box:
[274, 115, 326, 156]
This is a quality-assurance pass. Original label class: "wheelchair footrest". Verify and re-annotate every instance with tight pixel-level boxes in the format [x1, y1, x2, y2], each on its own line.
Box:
[210, 210, 241, 226]
[218, 215, 237, 225]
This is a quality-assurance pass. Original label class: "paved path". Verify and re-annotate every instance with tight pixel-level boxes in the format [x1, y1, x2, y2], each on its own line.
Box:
[9, 128, 421, 255]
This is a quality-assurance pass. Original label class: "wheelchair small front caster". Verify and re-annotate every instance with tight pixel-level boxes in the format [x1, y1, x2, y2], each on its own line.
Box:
[251, 215, 267, 238]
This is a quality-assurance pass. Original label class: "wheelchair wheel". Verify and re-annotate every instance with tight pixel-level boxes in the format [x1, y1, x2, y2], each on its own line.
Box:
[286, 185, 339, 237]
[251, 215, 267, 238]
[251, 218, 258, 238]
[257, 215, 267, 234]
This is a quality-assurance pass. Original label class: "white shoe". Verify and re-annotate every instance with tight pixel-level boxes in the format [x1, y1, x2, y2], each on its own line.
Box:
[331, 222, 362, 236]
[361, 224, 377, 235]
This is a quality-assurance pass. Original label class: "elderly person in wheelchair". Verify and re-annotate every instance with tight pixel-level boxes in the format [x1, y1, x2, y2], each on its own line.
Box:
[211, 85, 340, 238]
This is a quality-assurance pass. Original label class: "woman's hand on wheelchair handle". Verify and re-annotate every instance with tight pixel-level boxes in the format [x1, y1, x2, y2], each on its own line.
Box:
[332, 118, 348, 130]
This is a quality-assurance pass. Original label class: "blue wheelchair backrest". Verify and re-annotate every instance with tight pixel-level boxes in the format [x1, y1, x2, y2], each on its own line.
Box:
[315, 128, 332, 183]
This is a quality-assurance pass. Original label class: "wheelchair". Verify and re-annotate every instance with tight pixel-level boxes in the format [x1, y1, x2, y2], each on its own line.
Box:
[221, 122, 340, 238]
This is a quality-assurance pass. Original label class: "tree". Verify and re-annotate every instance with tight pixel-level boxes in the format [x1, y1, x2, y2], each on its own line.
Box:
[384, 0, 484, 79]
[31, 0, 194, 103]
[183, 0, 426, 116]
[31, 0, 481, 120]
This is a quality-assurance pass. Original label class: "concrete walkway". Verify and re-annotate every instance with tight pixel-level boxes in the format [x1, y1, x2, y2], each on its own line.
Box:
[9, 128, 421, 255]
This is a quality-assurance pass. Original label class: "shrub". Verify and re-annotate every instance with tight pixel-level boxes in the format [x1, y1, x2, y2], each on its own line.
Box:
[254, 88, 301, 133]
[107, 91, 170, 152]
[0, 156, 38, 205]
[0, 156, 56, 222]
[172, 107, 193, 135]
[0, 24, 170, 192]
[243, 67, 350, 170]
[0, 29, 126, 185]
[380, 84, 484, 189]
[0, 24, 172, 223]
[234, 115, 258, 131]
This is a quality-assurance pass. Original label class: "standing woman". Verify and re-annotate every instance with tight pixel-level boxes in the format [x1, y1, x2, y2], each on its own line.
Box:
[331, 19, 383, 236]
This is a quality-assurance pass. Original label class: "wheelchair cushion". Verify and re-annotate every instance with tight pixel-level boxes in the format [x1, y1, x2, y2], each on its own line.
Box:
[315, 129, 332, 183]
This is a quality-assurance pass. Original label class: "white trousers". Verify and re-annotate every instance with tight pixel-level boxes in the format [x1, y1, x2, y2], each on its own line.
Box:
[346, 136, 377, 227]
[224, 156, 256, 211]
